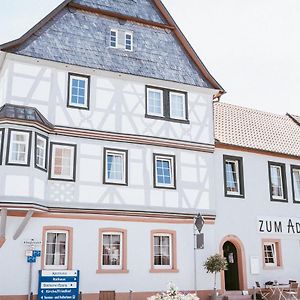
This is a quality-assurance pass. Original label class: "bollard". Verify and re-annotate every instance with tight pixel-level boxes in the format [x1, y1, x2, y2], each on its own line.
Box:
[79, 291, 82, 300]
[129, 290, 133, 300]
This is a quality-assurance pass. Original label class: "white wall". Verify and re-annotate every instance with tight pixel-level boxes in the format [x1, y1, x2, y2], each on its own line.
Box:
[214, 148, 300, 287]
[0, 53, 216, 146]
[0, 215, 216, 296]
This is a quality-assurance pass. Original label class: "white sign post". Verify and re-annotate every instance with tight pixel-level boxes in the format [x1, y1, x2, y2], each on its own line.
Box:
[24, 239, 41, 300]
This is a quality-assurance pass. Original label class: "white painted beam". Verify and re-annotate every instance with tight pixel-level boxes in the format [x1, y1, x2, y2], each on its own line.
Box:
[0, 208, 7, 247]
[13, 210, 34, 240]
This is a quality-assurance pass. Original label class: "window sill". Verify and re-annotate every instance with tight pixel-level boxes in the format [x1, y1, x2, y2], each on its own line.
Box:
[149, 269, 179, 273]
[96, 269, 129, 274]
[225, 193, 245, 199]
[145, 114, 190, 124]
[263, 266, 283, 270]
[270, 198, 288, 203]
[67, 104, 89, 110]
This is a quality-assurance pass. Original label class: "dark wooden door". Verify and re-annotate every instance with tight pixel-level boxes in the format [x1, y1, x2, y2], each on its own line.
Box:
[223, 241, 239, 291]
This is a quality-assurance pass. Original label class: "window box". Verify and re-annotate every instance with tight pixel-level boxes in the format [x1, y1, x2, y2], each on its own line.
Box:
[268, 162, 287, 202]
[6, 129, 32, 166]
[67, 73, 90, 109]
[145, 86, 189, 123]
[34, 133, 48, 171]
[223, 155, 245, 198]
[49, 143, 77, 181]
[103, 148, 128, 186]
[153, 154, 176, 189]
[97, 228, 128, 273]
[291, 165, 300, 203]
[150, 230, 178, 273]
[262, 239, 282, 269]
[42, 226, 73, 270]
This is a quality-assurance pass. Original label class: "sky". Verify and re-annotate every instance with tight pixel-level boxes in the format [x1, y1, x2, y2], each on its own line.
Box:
[0, 0, 299, 115]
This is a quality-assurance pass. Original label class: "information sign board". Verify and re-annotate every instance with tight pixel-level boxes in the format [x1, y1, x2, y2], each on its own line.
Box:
[38, 270, 80, 300]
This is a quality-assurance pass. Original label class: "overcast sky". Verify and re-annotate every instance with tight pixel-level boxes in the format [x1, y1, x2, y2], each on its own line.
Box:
[0, 0, 299, 115]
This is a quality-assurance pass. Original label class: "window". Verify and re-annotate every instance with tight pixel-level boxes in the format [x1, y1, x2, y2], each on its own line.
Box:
[291, 165, 300, 203]
[170, 92, 186, 120]
[98, 228, 128, 273]
[103, 148, 128, 185]
[268, 162, 287, 201]
[49, 143, 76, 181]
[6, 129, 31, 166]
[110, 29, 133, 51]
[42, 227, 73, 270]
[223, 155, 245, 198]
[150, 230, 178, 272]
[0, 129, 4, 165]
[67, 73, 90, 109]
[145, 86, 188, 123]
[153, 154, 176, 189]
[262, 240, 282, 268]
[147, 88, 163, 117]
[35, 133, 48, 171]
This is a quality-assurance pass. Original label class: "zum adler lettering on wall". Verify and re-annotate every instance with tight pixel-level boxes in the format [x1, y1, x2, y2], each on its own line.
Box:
[258, 217, 300, 234]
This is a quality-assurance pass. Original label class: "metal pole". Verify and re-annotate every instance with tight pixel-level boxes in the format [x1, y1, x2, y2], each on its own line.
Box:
[28, 262, 32, 300]
[193, 223, 197, 295]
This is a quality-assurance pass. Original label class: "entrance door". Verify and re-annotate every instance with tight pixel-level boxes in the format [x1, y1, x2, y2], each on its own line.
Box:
[223, 241, 239, 291]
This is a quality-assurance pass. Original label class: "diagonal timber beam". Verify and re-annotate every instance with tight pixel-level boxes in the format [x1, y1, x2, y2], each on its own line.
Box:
[13, 210, 34, 240]
[0, 208, 7, 247]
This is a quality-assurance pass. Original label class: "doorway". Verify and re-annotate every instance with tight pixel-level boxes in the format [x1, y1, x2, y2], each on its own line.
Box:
[223, 241, 240, 291]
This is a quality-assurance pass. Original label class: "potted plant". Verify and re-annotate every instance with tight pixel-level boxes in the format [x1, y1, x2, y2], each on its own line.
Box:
[203, 254, 228, 299]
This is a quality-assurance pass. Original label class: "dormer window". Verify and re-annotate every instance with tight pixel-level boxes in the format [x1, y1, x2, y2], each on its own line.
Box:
[110, 29, 133, 51]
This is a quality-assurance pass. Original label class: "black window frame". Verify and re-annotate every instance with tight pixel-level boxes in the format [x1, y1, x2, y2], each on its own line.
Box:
[34, 132, 49, 172]
[223, 155, 245, 198]
[153, 153, 176, 190]
[145, 85, 189, 124]
[49, 142, 77, 182]
[268, 161, 288, 202]
[291, 165, 300, 204]
[0, 128, 4, 165]
[67, 72, 90, 110]
[103, 148, 128, 186]
[6, 128, 32, 167]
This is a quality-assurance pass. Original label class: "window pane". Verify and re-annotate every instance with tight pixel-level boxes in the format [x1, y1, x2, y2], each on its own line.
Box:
[45, 232, 67, 267]
[170, 93, 185, 119]
[225, 161, 239, 193]
[106, 152, 125, 182]
[148, 90, 162, 115]
[270, 165, 283, 198]
[9, 132, 29, 164]
[153, 235, 171, 267]
[69, 76, 87, 107]
[156, 158, 172, 185]
[53, 146, 73, 178]
[292, 169, 300, 200]
[102, 233, 122, 267]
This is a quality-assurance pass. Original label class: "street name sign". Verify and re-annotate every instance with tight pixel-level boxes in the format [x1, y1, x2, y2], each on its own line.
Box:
[38, 270, 80, 300]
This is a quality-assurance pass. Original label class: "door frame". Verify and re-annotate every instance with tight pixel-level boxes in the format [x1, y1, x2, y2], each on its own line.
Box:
[219, 235, 247, 292]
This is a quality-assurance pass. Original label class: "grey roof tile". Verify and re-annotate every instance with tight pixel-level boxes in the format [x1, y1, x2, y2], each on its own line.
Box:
[10, 7, 211, 88]
[73, 0, 167, 24]
[0, 104, 53, 128]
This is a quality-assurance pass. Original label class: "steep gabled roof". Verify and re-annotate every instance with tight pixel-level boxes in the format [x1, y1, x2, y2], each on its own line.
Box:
[0, 104, 53, 128]
[214, 102, 300, 158]
[0, 0, 224, 92]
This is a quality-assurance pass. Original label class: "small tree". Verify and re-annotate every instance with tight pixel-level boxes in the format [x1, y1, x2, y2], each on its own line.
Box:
[203, 254, 228, 295]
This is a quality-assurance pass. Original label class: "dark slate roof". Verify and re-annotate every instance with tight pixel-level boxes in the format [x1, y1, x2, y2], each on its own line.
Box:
[73, 0, 167, 24]
[287, 113, 300, 126]
[0, 104, 53, 128]
[214, 102, 300, 157]
[7, 5, 212, 88]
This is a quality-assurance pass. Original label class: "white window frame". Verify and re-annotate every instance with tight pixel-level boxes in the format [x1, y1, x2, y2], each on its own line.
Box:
[169, 91, 186, 120]
[225, 159, 241, 195]
[154, 155, 175, 188]
[110, 29, 118, 48]
[270, 164, 284, 200]
[104, 149, 127, 185]
[153, 233, 172, 270]
[146, 88, 164, 117]
[125, 32, 133, 51]
[44, 230, 69, 270]
[7, 129, 31, 166]
[0, 129, 4, 165]
[101, 232, 123, 270]
[68, 74, 89, 109]
[263, 242, 277, 267]
[50, 143, 76, 181]
[292, 167, 300, 202]
[35, 133, 47, 170]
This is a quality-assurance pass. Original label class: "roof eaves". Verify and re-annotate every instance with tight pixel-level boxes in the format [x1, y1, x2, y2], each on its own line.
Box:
[286, 113, 300, 126]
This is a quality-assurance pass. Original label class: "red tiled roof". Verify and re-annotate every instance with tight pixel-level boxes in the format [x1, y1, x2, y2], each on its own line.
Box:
[214, 102, 300, 157]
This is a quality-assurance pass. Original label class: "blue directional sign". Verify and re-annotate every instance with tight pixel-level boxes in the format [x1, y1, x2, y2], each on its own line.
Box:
[38, 270, 80, 300]
[27, 256, 36, 263]
[33, 250, 41, 257]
